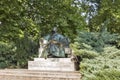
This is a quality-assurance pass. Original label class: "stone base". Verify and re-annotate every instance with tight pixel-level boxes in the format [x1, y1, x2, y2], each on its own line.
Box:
[28, 58, 76, 71]
[0, 69, 81, 80]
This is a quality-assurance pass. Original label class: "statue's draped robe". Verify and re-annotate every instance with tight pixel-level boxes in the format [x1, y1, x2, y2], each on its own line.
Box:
[43, 33, 69, 58]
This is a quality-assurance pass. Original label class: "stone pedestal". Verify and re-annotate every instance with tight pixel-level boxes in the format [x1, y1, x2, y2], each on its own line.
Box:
[28, 58, 76, 71]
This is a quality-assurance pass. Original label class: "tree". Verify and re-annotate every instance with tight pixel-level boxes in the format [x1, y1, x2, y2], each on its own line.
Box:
[0, 0, 85, 68]
[86, 0, 120, 33]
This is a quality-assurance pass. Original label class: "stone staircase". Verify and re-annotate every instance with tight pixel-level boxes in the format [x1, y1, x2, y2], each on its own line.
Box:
[0, 58, 81, 80]
[0, 69, 81, 80]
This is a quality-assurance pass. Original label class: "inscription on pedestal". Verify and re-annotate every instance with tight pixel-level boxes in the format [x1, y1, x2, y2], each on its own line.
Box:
[28, 58, 76, 71]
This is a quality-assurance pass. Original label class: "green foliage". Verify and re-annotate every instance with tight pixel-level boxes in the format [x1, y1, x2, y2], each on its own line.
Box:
[103, 46, 120, 59]
[0, 0, 86, 68]
[70, 42, 98, 59]
[75, 31, 104, 52]
[0, 41, 16, 68]
[72, 29, 120, 80]
[77, 46, 120, 80]
[74, 29, 120, 52]
[21, 0, 86, 39]
[0, 36, 38, 68]
[75, 49, 98, 59]
[0, 1, 120, 78]
[88, 69, 120, 80]
[87, 0, 120, 34]
[14, 35, 38, 68]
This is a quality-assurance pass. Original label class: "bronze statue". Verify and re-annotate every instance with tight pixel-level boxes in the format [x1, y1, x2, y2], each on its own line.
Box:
[38, 27, 72, 58]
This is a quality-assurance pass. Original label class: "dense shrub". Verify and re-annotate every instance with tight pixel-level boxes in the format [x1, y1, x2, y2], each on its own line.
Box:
[78, 46, 120, 80]
[14, 36, 38, 68]
[75, 49, 98, 59]
[0, 36, 38, 68]
[75, 30, 120, 52]
[88, 69, 120, 80]
[0, 41, 16, 68]
[71, 30, 120, 80]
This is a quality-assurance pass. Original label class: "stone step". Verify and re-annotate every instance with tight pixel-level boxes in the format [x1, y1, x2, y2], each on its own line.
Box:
[28, 58, 76, 71]
[0, 69, 79, 74]
[0, 69, 81, 76]
[0, 69, 81, 80]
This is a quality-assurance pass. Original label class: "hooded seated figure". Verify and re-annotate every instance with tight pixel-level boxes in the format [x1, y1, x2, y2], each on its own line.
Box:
[39, 27, 71, 58]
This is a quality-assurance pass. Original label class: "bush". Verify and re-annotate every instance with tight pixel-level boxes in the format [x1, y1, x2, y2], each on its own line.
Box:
[0, 41, 16, 68]
[71, 31, 120, 80]
[0, 62, 7, 69]
[75, 30, 120, 52]
[103, 46, 120, 59]
[74, 49, 98, 59]
[0, 36, 38, 68]
[79, 46, 120, 80]
[88, 69, 120, 80]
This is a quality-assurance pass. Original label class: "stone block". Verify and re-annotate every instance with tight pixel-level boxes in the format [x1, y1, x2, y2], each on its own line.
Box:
[28, 58, 76, 71]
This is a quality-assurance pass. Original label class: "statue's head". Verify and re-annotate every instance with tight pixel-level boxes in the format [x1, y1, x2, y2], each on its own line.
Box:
[51, 27, 57, 34]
